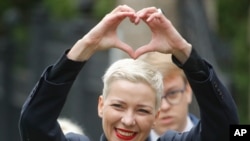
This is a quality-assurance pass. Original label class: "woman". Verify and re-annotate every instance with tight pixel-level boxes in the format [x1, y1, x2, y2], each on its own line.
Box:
[19, 5, 239, 141]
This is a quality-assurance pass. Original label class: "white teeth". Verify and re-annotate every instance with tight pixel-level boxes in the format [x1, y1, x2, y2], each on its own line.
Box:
[117, 130, 134, 137]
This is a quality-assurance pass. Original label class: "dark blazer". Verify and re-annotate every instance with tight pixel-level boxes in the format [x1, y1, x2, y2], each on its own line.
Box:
[158, 62, 238, 141]
[19, 49, 239, 141]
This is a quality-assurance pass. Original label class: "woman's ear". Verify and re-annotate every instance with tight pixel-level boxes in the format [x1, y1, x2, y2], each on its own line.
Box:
[98, 95, 104, 118]
[152, 110, 160, 129]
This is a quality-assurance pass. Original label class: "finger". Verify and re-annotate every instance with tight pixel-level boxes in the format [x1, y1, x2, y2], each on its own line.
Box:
[129, 15, 138, 24]
[134, 45, 155, 59]
[134, 14, 141, 25]
[117, 12, 137, 20]
[146, 12, 163, 22]
[105, 12, 136, 28]
[136, 8, 165, 26]
[111, 5, 136, 14]
[137, 7, 158, 19]
[107, 5, 136, 25]
[137, 7, 157, 15]
[115, 41, 135, 58]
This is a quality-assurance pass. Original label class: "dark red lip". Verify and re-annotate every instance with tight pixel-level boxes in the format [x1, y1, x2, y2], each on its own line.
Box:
[115, 128, 137, 140]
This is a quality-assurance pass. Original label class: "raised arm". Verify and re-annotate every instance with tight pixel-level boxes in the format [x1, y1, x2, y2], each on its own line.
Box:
[134, 7, 239, 141]
[19, 5, 137, 141]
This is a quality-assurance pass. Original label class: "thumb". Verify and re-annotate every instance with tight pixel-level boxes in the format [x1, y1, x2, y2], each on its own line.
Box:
[115, 40, 135, 59]
[134, 45, 154, 59]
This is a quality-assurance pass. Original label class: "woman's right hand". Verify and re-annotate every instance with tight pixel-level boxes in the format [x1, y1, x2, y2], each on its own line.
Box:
[67, 5, 137, 61]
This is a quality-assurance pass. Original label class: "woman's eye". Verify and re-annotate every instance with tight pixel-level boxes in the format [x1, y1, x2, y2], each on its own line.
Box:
[111, 104, 123, 108]
[138, 109, 150, 114]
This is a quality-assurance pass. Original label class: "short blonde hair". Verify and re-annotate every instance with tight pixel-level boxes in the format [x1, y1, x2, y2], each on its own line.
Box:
[102, 58, 163, 110]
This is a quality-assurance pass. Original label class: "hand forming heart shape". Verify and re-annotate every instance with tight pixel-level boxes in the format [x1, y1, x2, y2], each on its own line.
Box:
[73, 5, 192, 63]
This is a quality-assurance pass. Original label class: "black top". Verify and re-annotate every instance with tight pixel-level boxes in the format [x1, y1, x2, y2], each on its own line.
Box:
[19, 48, 239, 141]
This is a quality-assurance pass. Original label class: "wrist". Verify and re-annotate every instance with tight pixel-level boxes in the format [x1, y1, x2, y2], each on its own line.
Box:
[67, 38, 97, 62]
[172, 42, 192, 64]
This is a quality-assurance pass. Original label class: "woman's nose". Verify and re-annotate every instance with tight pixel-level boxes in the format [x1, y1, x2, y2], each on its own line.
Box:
[121, 113, 135, 126]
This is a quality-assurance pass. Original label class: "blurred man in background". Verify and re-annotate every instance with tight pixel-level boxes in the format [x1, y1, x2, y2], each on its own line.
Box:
[140, 52, 199, 141]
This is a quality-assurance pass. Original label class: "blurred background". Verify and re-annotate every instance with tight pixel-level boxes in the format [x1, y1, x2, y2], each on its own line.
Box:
[0, 0, 249, 140]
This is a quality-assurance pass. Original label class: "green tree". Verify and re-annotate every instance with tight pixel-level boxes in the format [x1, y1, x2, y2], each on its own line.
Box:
[218, 0, 250, 123]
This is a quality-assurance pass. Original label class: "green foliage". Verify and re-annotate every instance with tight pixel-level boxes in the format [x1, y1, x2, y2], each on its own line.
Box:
[218, 0, 249, 38]
[44, 0, 79, 20]
[93, 0, 115, 19]
[0, 1, 11, 33]
[218, 0, 250, 123]
[0, 1, 10, 15]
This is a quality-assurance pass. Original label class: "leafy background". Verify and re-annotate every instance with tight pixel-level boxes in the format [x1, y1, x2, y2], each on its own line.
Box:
[0, 0, 249, 140]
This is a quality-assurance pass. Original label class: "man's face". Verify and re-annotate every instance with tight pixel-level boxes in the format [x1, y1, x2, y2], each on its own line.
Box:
[154, 74, 192, 135]
[98, 79, 159, 141]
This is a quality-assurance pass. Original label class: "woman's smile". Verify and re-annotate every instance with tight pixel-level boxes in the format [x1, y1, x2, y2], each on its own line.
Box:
[115, 128, 137, 140]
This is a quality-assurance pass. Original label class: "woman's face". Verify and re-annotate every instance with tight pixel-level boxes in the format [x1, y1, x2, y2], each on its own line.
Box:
[98, 79, 159, 141]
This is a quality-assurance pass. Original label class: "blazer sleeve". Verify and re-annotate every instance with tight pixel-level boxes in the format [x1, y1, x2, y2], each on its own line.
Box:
[159, 49, 239, 141]
[19, 51, 88, 141]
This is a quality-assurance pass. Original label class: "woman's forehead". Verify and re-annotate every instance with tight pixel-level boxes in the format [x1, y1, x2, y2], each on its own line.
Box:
[106, 80, 156, 104]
